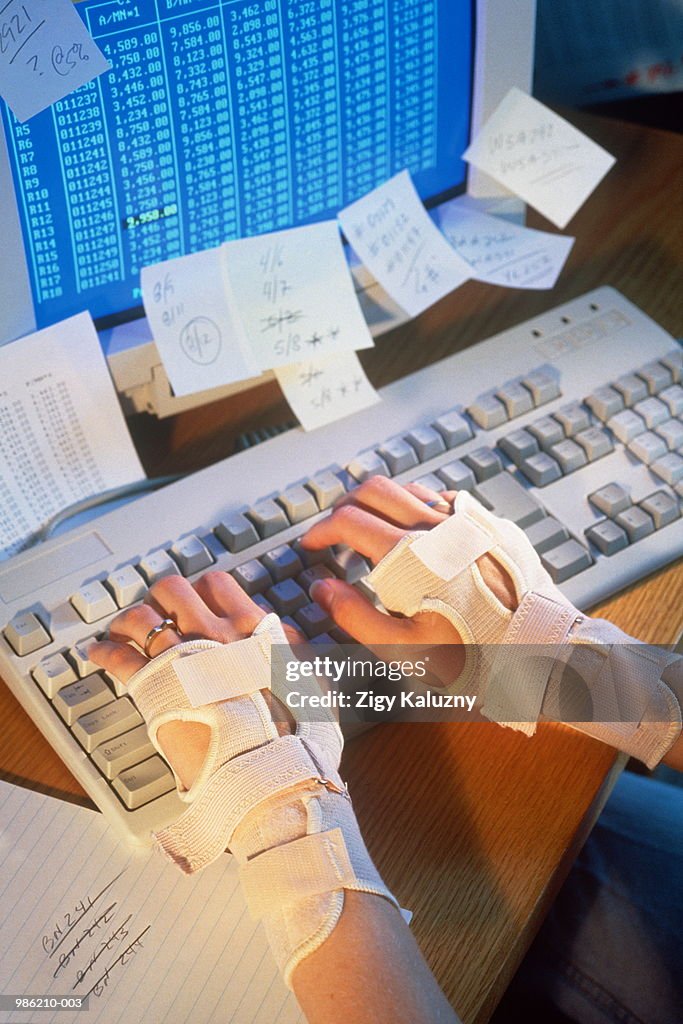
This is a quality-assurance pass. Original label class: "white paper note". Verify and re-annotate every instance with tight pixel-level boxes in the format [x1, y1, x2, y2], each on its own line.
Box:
[224, 221, 374, 371]
[141, 248, 260, 398]
[463, 88, 616, 229]
[437, 199, 574, 290]
[275, 351, 380, 431]
[0, 781, 302, 1024]
[0, 0, 111, 123]
[337, 170, 470, 317]
[0, 313, 144, 561]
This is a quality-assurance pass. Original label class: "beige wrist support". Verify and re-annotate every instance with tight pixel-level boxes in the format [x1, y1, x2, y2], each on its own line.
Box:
[368, 491, 682, 767]
[127, 613, 399, 986]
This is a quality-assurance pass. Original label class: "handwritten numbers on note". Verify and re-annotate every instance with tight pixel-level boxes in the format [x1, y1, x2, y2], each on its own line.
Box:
[275, 351, 380, 431]
[0, 0, 111, 122]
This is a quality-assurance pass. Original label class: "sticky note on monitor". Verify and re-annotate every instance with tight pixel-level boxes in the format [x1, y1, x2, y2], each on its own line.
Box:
[337, 170, 470, 317]
[223, 220, 374, 372]
[275, 351, 380, 431]
[463, 88, 616, 229]
[0, 0, 111, 123]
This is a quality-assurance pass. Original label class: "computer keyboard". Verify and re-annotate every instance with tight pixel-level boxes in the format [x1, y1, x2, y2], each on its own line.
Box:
[1, 287, 681, 846]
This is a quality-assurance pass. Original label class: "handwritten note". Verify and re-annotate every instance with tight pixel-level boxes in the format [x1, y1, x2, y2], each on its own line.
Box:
[224, 220, 374, 371]
[463, 87, 616, 229]
[0, 313, 144, 561]
[141, 247, 259, 398]
[337, 170, 470, 317]
[0, 781, 303, 1023]
[0, 0, 110, 123]
[275, 351, 380, 431]
[437, 199, 574, 290]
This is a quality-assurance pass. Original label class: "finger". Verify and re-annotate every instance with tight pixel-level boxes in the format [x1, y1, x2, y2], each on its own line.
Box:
[401, 482, 452, 516]
[193, 572, 265, 637]
[109, 604, 182, 656]
[145, 575, 220, 637]
[332, 475, 446, 528]
[301, 505, 405, 563]
[89, 639, 147, 684]
[309, 578, 416, 645]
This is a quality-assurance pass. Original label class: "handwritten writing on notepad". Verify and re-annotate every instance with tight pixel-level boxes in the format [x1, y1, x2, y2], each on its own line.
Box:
[337, 170, 470, 317]
[275, 351, 380, 431]
[141, 247, 259, 397]
[463, 88, 616, 229]
[224, 220, 374, 371]
[437, 200, 574, 290]
[0, 0, 110, 123]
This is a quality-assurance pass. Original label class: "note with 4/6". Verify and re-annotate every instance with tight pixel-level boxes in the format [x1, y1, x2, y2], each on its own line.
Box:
[141, 247, 259, 398]
[275, 351, 380, 431]
[0, 0, 111, 123]
[463, 88, 616, 229]
[224, 220, 374, 371]
[437, 199, 574, 290]
[337, 170, 471, 317]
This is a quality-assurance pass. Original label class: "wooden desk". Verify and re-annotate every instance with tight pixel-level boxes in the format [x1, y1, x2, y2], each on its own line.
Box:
[1, 110, 682, 1022]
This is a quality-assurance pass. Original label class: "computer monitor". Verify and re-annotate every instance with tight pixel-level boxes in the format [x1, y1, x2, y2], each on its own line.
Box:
[0, 0, 536, 407]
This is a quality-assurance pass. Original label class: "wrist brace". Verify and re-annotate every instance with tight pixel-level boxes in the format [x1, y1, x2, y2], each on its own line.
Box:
[368, 491, 682, 767]
[127, 613, 399, 986]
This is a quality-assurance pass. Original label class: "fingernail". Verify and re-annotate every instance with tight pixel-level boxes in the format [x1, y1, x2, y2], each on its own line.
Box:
[310, 579, 334, 608]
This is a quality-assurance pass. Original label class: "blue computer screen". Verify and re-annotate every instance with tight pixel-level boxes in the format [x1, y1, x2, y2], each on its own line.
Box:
[1, 0, 473, 329]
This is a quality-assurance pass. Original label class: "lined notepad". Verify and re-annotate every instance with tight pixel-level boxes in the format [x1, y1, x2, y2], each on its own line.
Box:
[0, 781, 302, 1024]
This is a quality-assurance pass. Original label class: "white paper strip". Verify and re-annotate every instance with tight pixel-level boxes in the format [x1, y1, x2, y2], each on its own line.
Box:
[275, 351, 380, 431]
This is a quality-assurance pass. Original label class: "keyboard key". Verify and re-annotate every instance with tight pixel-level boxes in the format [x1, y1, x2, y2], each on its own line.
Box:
[347, 451, 390, 483]
[462, 447, 503, 482]
[138, 549, 180, 586]
[496, 382, 534, 418]
[554, 403, 591, 437]
[306, 471, 346, 509]
[639, 491, 680, 529]
[170, 535, 214, 576]
[72, 696, 143, 754]
[612, 374, 648, 406]
[615, 506, 655, 542]
[633, 397, 668, 430]
[277, 485, 319, 523]
[549, 439, 587, 474]
[329, 547, 371, 583]
[92, 723, 156, 780]
[468, 393, 508, 429]
[588, 483, 630, 517]
[432, 410, 473, 448]
[607, 409, 646, 444]
[266, 579, 308, 616]
[520, 452, 562, 487]
[294, 602, 335, 638]
[113, 756, 176, 809]
[541, 540, 592, 582]
[298, 565, 336, 596]
[473, 473, 545, 528]
[261, 544, 304, 582]
[231, 559, 272, 595]
[521, 369, 561, 406]
[528, 416, 564, 450]
[32, 653, 78, 698]
[436, 460, 476, 491]
[4, 611, 51, 657]
[628, 431, 667, 465]
[71, 580, 117, 624]
[584, 386, 623, 421]
[637, 361, 673, 395]
[53, 673, 114, 726]
[413, 473, 447, 493]
[291, 539, 332, 568]
[404, 426, 446, 461]
[106, 565, 147, 608]
[657, 419, 683, 451]
[524, 516, 569, 554]
[659, 384, 683, 418]
[651, 452, 683, 485]
[68, 638, 99, 677]
[585, 520, 629, 556]
[574, 427, 614, 461]
[377, 437, 419, 475]
[245, 499, 290, 538]
[215, 512, 260, 553]
[497, 429, 539, 465]
[660, 349, 682, 384]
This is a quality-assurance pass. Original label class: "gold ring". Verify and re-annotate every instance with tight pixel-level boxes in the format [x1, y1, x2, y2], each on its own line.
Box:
[143, 617, 179, 658]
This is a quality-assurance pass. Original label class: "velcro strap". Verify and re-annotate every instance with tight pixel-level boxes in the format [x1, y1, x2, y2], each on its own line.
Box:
[173, 633, 272, 707]
[410, 510, 492, 581]
[241, 828, 357, 920]
[152, 735, 323, 874]
[482, 592, 578, 734]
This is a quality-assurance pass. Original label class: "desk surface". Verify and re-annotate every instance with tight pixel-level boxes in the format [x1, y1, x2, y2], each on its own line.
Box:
[1, 110, 682, 1024]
